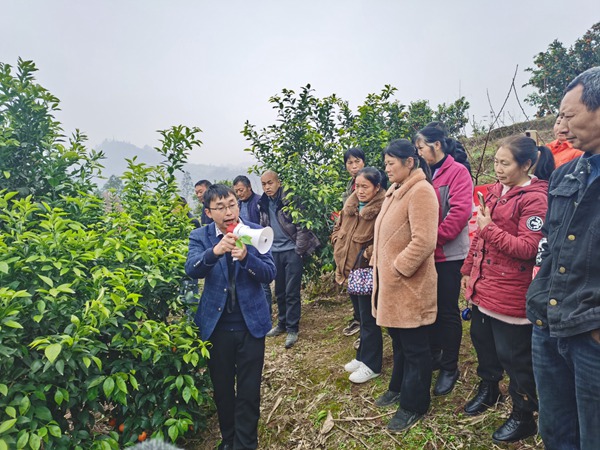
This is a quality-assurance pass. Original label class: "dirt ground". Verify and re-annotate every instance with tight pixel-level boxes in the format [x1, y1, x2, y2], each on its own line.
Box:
[183, 288, 544, 450]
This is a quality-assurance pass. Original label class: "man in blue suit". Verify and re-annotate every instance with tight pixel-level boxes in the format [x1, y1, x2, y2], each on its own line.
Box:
[185, 184, 275, 450]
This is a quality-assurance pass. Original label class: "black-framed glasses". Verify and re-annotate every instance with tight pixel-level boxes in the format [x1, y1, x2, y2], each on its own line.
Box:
[207, 203, 238, 213]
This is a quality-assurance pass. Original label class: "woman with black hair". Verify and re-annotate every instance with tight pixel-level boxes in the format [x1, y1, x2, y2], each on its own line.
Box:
[332, 167, 385, 384]
[340, 147, 366, 341]
[414, 125, 473, 396]
[342, 147, 366, 203]
[461, 136, 554, 443]
[371, 139, 439, 432]
[424, 121, 472, 174]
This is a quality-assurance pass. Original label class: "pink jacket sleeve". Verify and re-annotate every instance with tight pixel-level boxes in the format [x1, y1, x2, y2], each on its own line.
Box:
[437, 168, 473, 247]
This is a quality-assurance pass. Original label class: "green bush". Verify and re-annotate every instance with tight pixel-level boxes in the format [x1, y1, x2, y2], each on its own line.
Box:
[525, 22, 600, 117]
[242, 84, 469, 283]
[0, 59, 212, 449]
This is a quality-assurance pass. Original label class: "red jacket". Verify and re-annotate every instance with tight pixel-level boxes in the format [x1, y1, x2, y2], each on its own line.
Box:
[547, 140, 582, 168]
[461, 179, 548, 317]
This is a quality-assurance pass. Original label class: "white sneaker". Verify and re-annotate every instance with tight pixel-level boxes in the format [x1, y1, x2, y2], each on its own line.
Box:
[344, 359, 362, 373]
[349, 365, 380, 384]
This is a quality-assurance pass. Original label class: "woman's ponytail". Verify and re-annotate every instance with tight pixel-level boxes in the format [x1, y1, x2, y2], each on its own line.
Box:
[534, 145, 556, 181]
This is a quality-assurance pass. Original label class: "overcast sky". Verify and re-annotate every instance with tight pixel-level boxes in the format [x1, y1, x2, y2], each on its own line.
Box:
[2, 1, 597, 166]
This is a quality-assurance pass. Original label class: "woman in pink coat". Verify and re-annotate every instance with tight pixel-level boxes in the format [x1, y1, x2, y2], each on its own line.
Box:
[415, 125, 473, 397]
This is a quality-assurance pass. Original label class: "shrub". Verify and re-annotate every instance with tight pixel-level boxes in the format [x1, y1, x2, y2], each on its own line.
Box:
[525, 22, 600, 116]
[0, 59, 212, 449]
[242, 84, 469, 283]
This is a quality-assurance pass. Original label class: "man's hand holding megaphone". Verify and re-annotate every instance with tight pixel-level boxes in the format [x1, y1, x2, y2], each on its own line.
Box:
[213, 222, 248, 261]
[228, 222, 274, 255]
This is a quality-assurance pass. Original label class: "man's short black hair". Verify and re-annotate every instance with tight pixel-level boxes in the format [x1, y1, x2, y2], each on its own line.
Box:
[566, 66, 600, 112]
[233, 175, 252, 188]
[194, 179, 212, 188]
[204, 184, 235, 208]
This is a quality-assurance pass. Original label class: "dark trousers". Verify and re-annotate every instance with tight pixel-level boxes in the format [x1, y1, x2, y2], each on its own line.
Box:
[273, 249, 303, 332]
[350, 295, 360, 322]
[387, 326, 432, 415]
[207, 330, 265, 450]
[430, 260, 463, 371]
[262, 282, 273, 317]
[351, 294, 382, 372]
[532, 326, 600, 450]
[470, 305, 538, 413]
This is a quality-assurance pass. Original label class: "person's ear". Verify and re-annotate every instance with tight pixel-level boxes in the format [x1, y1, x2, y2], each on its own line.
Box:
[205, 208, 213, 220]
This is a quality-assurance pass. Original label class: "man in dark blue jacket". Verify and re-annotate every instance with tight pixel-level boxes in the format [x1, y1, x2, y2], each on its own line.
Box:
[185, 184, 275, 450]
[194, 179, 214, 226]
[233, 175, 273, 315]
[233, 175, 261, 224]
[527, 66, 600, 450]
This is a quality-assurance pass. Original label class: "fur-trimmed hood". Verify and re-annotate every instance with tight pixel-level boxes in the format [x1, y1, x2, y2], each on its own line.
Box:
[331, 189, 385, 284]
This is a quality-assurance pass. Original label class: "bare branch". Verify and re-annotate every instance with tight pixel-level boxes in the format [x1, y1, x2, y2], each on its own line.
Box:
[475, 65, 520, 184]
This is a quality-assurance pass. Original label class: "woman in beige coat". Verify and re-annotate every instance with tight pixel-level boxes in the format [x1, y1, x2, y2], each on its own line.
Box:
[371, 139, 439, 433]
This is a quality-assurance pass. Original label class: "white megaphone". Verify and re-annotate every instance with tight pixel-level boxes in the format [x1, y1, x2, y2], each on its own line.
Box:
[231, 223, 274, 254]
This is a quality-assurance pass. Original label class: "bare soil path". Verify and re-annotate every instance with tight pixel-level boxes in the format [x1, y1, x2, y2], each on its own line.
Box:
[185, 290, 543, 450]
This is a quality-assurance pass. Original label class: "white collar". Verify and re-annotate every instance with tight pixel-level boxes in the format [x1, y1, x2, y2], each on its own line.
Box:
[215, 218, 245, 237]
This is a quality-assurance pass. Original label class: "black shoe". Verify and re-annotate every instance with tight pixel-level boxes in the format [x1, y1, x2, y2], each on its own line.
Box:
[343, 319, 360, 336]
[431, 350, 442, 371]
[374, 390, 401, 407]
[434, 369, 459, 396]
[217, 442, 233, 450]
[387, 408, 424, 433]
[464, 381, 504, 416]
[492, 411, 537, 443]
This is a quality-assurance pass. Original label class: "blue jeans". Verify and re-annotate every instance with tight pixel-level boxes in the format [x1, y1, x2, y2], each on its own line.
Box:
[532, 326, 600, 450]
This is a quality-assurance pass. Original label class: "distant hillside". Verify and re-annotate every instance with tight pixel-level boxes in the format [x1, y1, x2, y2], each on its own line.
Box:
[463, 115, 555, 184]
[93, 139, 261, 194]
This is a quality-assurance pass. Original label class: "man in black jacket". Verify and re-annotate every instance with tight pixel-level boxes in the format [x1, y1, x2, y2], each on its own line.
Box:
[259, 170, 319, 349]
[526, 66, 600, 450]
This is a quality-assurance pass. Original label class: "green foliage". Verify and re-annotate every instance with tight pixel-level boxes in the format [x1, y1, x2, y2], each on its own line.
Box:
[435, 96, 470, 136]
[0, 60, 211, 448]
[101, 175, 124, 196]
[525, 22, 600, 116]
[0, 59, 104, 200]
[242, 84, 469, 282]
[243, 85, 348, 281]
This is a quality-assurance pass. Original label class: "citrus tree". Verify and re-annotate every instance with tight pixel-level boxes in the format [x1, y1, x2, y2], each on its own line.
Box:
[242, 84, 469, 281]
[525, 22, 600, 116]
[0, 60, 212, 449]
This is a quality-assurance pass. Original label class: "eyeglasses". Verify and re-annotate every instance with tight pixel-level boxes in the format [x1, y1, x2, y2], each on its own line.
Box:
[207, 203, 238, 213]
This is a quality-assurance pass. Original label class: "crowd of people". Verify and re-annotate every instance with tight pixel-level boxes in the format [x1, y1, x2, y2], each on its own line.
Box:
[184, 66, 600, 450]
